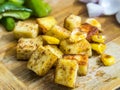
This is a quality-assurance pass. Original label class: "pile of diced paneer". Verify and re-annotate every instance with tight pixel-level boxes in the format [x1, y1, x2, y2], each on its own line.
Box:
[14, 14, 115, 88]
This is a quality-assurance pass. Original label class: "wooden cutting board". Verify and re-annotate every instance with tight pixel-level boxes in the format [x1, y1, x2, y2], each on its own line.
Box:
[0, 0, 120, 90]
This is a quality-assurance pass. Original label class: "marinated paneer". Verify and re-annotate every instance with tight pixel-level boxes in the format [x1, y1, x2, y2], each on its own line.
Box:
[46, 25, 71, 40]
[64, 14, 81, 31]
[45, 45, 63, 59]
[63, 54, 88, 76]
[55, 58, 78, 88]
[14, 20, 39, 39]
[37, 16, 57, 33]
[60, 39, 92, 57]
[17, 36, 43, 60]
[14, 14, 115, 88]
[27, 46, 57, 76]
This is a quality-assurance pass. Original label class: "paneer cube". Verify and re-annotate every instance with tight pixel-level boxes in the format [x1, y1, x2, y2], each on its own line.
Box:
[63, 54, 88, 76]
[17, 36, 43, 60]
[64, 14, 81, 31]
[55, 58, 78, 88]
[45, 45, 63, 67]
[69, 28, 87, 43]
[80, 23, 99, 42]
[42, 35, 60, 45]
[86, 18, 102, 31]
[27, 46, 57, 76]
[46, 25, 71, 40]
[37, 16, 57, 33]
[14, 20, 39, 39]
[45, 45, 63, 59]
[60, 39, 92, 57]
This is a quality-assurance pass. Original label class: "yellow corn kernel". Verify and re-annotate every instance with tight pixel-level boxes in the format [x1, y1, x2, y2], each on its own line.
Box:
[101, 54, 115, 66]
[78, 65, 88, 76]
[91, 43, 106, 54]
[42, 35, 60, 44]
[91, 35, 105, 43]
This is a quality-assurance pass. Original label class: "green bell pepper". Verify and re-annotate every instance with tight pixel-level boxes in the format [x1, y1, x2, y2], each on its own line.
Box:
[0, 17, 15, 31]
[25, 0, 52, 17]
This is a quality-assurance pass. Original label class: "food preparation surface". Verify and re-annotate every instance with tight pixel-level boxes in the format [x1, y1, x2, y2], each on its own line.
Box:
[0, 0, 120, 90]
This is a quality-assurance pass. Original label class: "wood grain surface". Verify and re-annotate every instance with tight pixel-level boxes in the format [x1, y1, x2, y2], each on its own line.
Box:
[0, 62, 27, 90]
[0, 0, 120, 90]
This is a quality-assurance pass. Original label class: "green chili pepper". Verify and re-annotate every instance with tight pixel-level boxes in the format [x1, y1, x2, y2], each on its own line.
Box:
[8, 0, 25, 5]
[0, 2, 32, 20]
[2, 11, 31, 20]
[0, 2, 32, 13]
[0, 17, 15, 31]
[25, 0, 52, 17]
[0, 15, 2, 19]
